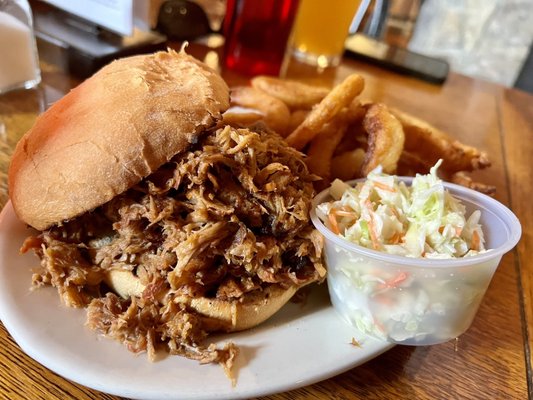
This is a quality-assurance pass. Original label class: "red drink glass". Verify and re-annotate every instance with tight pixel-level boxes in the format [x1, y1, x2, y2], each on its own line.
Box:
[223, 0, 300, 76]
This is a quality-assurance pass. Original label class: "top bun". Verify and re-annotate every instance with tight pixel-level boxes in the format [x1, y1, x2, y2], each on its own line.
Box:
[8, 50, 230, 230]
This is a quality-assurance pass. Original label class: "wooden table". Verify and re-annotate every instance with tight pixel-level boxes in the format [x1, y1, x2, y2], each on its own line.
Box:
[0, 43, 531, 400]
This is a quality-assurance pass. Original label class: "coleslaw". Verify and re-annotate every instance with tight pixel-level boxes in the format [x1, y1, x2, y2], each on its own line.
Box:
[314, 162, 495, 344]
[316, 160, 486, 259]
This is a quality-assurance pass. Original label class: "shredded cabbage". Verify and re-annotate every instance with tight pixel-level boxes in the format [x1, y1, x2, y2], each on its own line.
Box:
[318, 163, 492, 343]
[317, 160, 486, 258]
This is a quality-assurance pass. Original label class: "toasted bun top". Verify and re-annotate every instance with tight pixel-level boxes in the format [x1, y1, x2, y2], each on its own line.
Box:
[8, 49, 230, 230]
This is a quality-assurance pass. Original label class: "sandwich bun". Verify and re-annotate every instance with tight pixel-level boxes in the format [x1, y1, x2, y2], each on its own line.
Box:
[9, 49, 229, 231]
[106, 269, 298, 332]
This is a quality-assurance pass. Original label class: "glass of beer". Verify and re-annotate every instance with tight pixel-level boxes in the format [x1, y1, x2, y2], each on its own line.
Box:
[289, 0, 362, 68]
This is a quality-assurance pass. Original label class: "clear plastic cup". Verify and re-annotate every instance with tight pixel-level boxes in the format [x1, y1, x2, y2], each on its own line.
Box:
[311, 178, 522, 345]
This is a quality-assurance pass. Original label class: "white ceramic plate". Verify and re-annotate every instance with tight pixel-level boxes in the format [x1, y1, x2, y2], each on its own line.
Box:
[0, 202, 393, 400]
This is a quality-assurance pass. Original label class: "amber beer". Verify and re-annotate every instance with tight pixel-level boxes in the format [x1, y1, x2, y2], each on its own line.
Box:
[290, 0, 362, 67]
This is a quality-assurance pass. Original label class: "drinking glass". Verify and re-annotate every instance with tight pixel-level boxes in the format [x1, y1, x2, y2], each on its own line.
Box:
[223, 0, 301, 76]
[289, 0, 362, 68]
[0, 0, 40, 94]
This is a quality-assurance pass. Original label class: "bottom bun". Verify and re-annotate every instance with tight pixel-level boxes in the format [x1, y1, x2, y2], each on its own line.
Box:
[105, 270, 298, 332]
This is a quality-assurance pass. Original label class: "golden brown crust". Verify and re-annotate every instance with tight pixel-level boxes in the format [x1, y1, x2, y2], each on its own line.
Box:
[389, 107, 490, 173]
[361, 103, 405, 175]
[105, 269, 297, 332]
[176, 285, 298, 332]
[8, 49, 230, 230]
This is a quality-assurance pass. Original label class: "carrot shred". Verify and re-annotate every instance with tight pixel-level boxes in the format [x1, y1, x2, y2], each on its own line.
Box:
[378, 272, 408, 290]
[367, 216, 379, 250]
[390, 206, 401, 219]
[373, 181, 395, 192]
[328, 212, 340, 235]
[389, 232, 403, 244]
[332, 210, 357, 217]
[364, 200, 380, 250]
[471, 230, 480, 251]
[389, 272, 408, 286]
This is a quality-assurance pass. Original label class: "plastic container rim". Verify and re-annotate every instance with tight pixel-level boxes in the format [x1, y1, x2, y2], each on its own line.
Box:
[310, 177, 522, 268]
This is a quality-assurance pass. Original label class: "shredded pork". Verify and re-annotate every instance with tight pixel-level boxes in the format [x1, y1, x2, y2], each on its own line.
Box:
[23, 125, 325, 375]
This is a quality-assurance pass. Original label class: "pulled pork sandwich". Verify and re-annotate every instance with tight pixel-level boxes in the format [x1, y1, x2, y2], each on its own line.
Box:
[8, 50, 325, 375]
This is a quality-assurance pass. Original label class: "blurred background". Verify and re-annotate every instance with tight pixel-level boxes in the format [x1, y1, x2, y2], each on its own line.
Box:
[407, 0, 533, 89]
[3, 0, 533, 92]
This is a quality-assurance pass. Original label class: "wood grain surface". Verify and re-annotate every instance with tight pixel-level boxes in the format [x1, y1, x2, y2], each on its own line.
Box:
[0, 43, 531, 400]
[499, 87, 533, 382]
